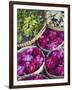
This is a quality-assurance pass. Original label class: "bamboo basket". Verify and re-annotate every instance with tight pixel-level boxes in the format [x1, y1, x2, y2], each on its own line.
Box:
[45, 11, 64, 32]
[17, 46, 45, 78]
[44, 66, 64, 79]
[44, 47, 64, 79]
[37, 26, 64, 52]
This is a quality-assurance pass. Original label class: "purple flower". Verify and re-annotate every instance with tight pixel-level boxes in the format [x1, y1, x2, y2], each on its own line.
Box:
[55, 65, 64, 76]
[46, 43, 57, 50]
[57, 31, 64, 40]
[17, 47, 44, 76]
[46, 57, 58, 69]
[38, 28, 64, 50]
[24, 55, 33, 62]
[59, 48, 64, 58]
[48, 68, 56, 75]
[17, 65, 25, 76]
[51, 50, 60, 59]
[32, 48, 41, 56]
[48, 30, 57, 41]
[25, 64, 36, 74]
[45, 48, 64, 76]
[38, 37, 47, 48]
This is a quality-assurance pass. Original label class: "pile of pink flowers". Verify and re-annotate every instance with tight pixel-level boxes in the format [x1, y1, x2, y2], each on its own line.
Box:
[17, 47, 44, 76]
[45, 48, 64, 76]
[38, 28, 64, 50]
[17, 28, 64, 80]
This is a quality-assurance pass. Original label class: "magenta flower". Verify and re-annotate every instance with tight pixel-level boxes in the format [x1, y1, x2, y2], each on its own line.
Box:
[46, 57, 57, 69]
[38, 36, 48, 48]
[17, 65, 25, 76]
[38, 28, 64, 50]
[59, 48, 64, 58]
[55, 65, 64, 76]
[32, 48, 41, 56]
[48, 30, 57, 41]
[46, 43, 57, 50]
[25, 63, 36, 74]
[45, 48, 64, 76]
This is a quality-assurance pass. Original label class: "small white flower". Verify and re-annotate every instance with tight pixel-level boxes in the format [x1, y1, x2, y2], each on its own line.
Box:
[60, 22, 64, 27]
[39, 16, 42, 18]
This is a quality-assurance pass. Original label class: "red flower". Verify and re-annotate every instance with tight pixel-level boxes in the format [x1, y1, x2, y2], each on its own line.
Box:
[26, 64, 36, 74]
[33, 48, 41, 57]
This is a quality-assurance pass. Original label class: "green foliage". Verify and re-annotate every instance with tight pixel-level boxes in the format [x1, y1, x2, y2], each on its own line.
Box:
[17, 9, 45, 44]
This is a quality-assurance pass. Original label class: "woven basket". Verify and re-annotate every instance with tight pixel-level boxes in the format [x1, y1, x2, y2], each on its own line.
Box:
[37, 27, 64, 53]
[17, 46, 45, 78]
[45, 11, 64, 32]
[44, 66, 64, 79]
[17, 23, 47, 47]
[44, 47, 64, 79]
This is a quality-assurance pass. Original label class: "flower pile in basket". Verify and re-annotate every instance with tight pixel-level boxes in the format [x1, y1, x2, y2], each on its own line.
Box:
[17, 47, 45, 77]
[38, 28, 64, 51]
[45, 48, 64, 77]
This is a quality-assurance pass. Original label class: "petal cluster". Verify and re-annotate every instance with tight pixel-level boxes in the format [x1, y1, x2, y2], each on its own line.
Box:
[17, 47, 44, 76]
[38, 28, 64, 50]
[45, 48, 64, 76]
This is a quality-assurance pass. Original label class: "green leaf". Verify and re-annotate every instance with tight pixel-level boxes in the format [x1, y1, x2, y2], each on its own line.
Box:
[17, 34, 23, 43]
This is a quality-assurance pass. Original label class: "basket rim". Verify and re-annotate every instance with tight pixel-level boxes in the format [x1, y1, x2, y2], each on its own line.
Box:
[44, 47, 64, 78]
[37, 40, 64, 52]
[44, 66, 64, 78]
[48, 26, 64, 31]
